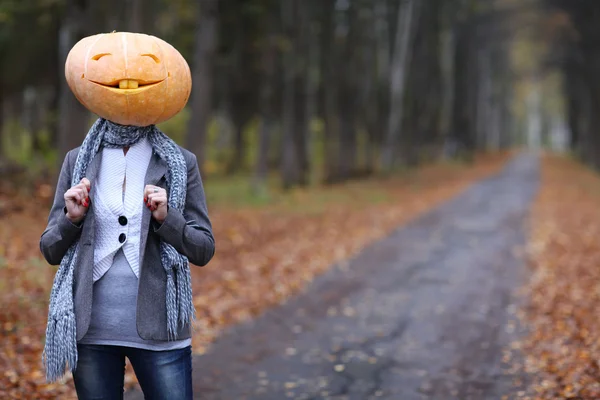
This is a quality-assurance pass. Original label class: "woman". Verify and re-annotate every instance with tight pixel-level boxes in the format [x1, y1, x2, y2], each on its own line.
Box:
[40, 118, 215, 399]
[40, 32, 214, 399]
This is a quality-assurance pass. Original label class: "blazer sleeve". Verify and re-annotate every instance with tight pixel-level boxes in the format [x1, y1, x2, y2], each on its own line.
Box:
[153, 153, 216, 267]
[39, 150, 84, 265]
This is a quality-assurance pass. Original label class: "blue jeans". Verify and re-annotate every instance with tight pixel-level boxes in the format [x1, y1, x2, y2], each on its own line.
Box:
[73, 344, 193, 400]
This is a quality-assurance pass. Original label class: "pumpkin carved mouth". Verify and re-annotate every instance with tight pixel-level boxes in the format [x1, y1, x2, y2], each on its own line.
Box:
[88, 78, 165, 93]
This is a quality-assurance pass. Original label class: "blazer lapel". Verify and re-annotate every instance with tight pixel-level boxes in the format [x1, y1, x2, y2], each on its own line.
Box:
[86, 151, 102, 200]
[74, 151, 103, 341]
[80, 151, 102, 245]
[139, 151, 168, 268]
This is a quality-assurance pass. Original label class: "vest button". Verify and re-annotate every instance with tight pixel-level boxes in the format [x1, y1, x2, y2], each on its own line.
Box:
[118, 215, 128, 226]
[119, 233, 126, 243]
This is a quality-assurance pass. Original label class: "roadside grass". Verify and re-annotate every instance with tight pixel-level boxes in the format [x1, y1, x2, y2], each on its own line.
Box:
[203, 152, 507, 214]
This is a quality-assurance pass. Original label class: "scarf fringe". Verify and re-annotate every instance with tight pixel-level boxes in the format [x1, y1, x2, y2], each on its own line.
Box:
[176, 262, 196, 327]
[166, 272, 178, 339]
[166, 263, 196, 340]
[42, 310, 77, 383]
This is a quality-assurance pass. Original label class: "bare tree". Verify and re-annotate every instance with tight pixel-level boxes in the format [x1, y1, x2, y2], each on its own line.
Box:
[320, 0, 339, 183]
[381, 0, 419, 171]
[0, 88, 4, 164]
[127, 0, 143, 32]
[281, 0, 302, 188]
[185, 0, 218, 172]
[57, 0, 91, 162]
[253, 11, 277, 194]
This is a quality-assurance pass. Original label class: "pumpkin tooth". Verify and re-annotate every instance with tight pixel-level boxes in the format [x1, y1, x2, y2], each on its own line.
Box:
[128, 80, 139, 89]
[119, 80, 128, 89]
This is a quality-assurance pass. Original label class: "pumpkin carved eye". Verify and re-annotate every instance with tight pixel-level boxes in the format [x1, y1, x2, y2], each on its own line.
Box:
[91, 53, 111, 61]
[141, 54, 160, 63]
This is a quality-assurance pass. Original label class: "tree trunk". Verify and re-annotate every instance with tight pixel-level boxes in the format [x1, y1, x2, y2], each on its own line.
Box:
[448, 19, 475, 161]
[498, 83, 512, 149]
[23, 87, 43, 152]
[281, 71, 298, 188]
[57, 0, 91, 164]
[320, 0, 339, 183]
[253, 119, 272, 194]
[401, 0, 442, 164]
[584, 55, 600, 169]
[185, 0, 218, 173]
[252, 27, 277, 194]
[368, 0, 392, 170]
[127, 0, 143, 32]
[303, 10, 319, 184]
[337, 93, 357, 180]
[0, 88, 4, 162]
[363, 2, 381, 174]
[293, 76, 309, 185]
[230, 114, 246, 174]
[294, 2, 311, 186]
[381, 0, 419, 171]
[337, 2, 359, 180]
[281, 0, 300, 189]
[465, 31, 479, 158]
[565, 65, 586, 157]
[526, 79, 543, 151]
[439, 20, 455, 148]
[476, 49, 492, 150]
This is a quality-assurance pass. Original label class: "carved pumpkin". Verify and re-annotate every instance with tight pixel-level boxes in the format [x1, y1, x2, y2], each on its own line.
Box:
[65, 31, 192, 126]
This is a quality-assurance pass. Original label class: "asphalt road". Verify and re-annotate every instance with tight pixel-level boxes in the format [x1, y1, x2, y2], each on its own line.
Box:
[127, 153, 539, 400]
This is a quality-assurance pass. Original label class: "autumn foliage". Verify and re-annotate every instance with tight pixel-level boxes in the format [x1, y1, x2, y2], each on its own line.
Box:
[522, 155, 600, 399]
[0, 153, 509, 399]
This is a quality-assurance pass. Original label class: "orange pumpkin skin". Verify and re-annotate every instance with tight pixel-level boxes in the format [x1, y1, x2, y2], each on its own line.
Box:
[65, 32, 192, 126]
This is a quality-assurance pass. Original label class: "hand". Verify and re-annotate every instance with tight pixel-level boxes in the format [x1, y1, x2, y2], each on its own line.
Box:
[144, 185, 168, 223]
[64, 178, 91, 223]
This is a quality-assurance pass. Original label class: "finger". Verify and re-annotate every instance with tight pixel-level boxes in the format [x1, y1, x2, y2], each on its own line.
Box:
[65, 189, 82, 203]
[75, 187, 88, 200]
[72, 192, 82, 204]
[144, 185, 165, 196]
[147, 187, 163, 198]
[65, 197, 77, 208]
[146, 192, 166, 204]
[76, 188, 88, 204]
[147, 197, 158, 211]
[147, 193, 164, 207]
[144, 185, 157, 197]
[69, 185, 87, 201]
[148, 196, 156, 211]
[145, 193, 153, 208]
[148, 193, 167, 202]
[148, 195, 167, 211]
[76, 184, 89, 198]
[147, 192, 163, 200]
[81, 178, 91, 192]
[150, 198, 166, 211]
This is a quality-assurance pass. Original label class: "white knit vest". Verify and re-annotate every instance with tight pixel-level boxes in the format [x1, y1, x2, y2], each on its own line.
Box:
[92, 137, 153, 282]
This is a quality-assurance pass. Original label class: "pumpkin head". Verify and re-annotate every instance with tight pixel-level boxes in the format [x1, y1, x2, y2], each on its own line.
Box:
[65, 31, 192, 126]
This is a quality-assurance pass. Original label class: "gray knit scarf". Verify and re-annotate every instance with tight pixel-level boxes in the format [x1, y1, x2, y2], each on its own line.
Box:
[43, 118, 195, 382]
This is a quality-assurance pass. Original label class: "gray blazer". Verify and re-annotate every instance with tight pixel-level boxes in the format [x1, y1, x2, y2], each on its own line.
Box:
[39, 145, 215, 341]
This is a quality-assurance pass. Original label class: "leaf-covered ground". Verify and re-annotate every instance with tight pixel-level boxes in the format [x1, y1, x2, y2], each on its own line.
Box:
[0, 153, 509, 399]
[521, 155, 600, 399]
